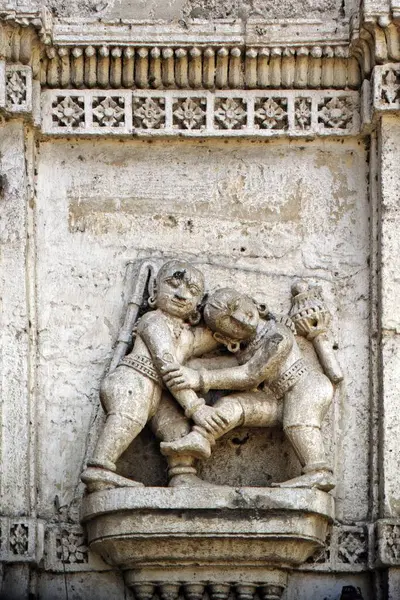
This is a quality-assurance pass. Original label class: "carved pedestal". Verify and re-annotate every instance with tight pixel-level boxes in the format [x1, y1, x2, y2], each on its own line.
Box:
[81, 487, 334, 597]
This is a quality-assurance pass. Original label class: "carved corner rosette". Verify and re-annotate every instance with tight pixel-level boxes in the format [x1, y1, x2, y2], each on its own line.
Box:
[0, 517, 44, 564]
[0, 62, 33, 116]
[301, 524, 371, 572]
[373, 63, 400, 113]
[44, 523, 109, 572]
[376, 519, 400, 566]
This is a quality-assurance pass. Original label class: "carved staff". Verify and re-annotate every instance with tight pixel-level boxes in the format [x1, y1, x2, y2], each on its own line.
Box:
[108, 259, 157, 373]
[289, 280, 343, 384]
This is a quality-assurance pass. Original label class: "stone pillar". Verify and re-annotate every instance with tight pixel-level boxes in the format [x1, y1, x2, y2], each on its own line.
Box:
[0, 118, 43, 596]
[373, 65, 400, 594]
[378, 114, 400, 520]
[0, 119, 31, 516]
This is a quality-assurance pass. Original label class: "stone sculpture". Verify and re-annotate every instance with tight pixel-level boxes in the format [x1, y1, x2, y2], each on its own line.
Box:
[82, 259, 223, 491]
[82, 259, 342, 493]
[161, 286, 340, 491]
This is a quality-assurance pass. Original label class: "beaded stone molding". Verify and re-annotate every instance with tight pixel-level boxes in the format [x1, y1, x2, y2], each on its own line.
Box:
[40, 45, 361, 92]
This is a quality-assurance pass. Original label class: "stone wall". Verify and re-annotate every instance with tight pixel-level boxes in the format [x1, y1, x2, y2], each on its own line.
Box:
[1, 0, 400, 598]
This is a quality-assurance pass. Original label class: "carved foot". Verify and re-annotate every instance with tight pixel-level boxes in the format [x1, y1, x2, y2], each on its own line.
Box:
[160, 431, 212, 459]
[169, 474, 228, 488]
[81, 467, 145, 493]
[271, 469, 335, 492]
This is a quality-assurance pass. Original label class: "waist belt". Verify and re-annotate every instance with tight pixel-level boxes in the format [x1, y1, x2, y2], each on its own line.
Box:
[269, 358, 309, 399]
[119, 355, 162, 385]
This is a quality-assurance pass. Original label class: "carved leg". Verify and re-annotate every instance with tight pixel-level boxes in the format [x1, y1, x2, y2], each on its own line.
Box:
[151, 392, 203, 487]
[82, 413, 146, 491]
[272, 425, 335, 492]
[89, 413, 145, 471]
[160, 397, 245, 459]
[82, 365, 160, 491]
[154, 392, 236, 487]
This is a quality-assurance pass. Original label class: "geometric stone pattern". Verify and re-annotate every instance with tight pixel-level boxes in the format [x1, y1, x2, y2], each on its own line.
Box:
[373, 63, 400, 112]
[4, 64, 33, 113]
[301, 524, 371, 572]
[0, 517, 44, 564]
[377, 520, 400, 566]
[42, 89, 360, 137]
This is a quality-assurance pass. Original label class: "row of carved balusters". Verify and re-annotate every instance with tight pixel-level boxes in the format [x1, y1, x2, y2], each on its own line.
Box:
[131, 583, 285, 600]
[41, 45, 360, 90]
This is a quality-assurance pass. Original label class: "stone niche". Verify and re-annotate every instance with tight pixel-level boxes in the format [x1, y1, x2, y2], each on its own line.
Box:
[33, 133, 370, 597]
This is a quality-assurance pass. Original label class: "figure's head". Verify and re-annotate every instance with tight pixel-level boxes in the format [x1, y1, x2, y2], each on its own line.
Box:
[204, 288, 261, 351]
[150, 260, 205, 321]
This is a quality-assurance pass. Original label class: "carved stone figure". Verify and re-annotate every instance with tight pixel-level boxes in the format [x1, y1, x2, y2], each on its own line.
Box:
[161, 286, 342, 491]
[82, 259, 223, 492]
[83, 257, 342, 493]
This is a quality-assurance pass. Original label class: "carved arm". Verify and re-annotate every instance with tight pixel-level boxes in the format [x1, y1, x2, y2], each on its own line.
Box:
[137, 313, 205, 418]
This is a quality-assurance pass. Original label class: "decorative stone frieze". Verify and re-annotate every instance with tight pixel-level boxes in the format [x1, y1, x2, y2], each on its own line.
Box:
[127, 580, 287, 600]
[41, 89, 360, 136]
[41, 521, 373, 575]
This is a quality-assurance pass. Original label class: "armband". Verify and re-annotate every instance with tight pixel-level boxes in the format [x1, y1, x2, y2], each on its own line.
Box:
[198, 369, 210, 395]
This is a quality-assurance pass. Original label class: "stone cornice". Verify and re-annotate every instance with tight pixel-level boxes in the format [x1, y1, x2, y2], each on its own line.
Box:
[0, 7, 398, 92]
[51, 17, 350, 48]
[0, 5, 400, 134]
[0, 6, 52, 43]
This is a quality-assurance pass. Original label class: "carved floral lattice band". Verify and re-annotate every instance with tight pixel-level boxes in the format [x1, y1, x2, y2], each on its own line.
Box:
[269, 358, 309, 399]
[119, 355, 162, 385]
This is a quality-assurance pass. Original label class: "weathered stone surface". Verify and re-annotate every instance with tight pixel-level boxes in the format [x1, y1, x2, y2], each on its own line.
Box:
[0, 121, 32, 516]
[378, 116, 400, 524]
[43, 0, 344, 21]
[1, 0, 399, 597]
[34, 137, 369, 517]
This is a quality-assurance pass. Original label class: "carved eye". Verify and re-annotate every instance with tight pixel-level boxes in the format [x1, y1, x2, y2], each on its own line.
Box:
[189, 285, 200, 296]
[165, 277, 179, 288]
[228, 299, 239, 312]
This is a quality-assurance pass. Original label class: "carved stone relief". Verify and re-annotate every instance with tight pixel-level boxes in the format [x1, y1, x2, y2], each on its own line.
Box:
[41, 89, 360, 136]
[2, 0, 400, 597]
[81, 258, 342, 495]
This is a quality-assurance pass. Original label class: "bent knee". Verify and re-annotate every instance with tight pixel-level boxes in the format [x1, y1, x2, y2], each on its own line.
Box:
[283, 374, 333, 428]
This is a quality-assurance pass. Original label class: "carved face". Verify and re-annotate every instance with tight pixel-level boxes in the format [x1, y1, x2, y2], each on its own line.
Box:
[155, 260, 205, 320]
[204, 288, 260, 342]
